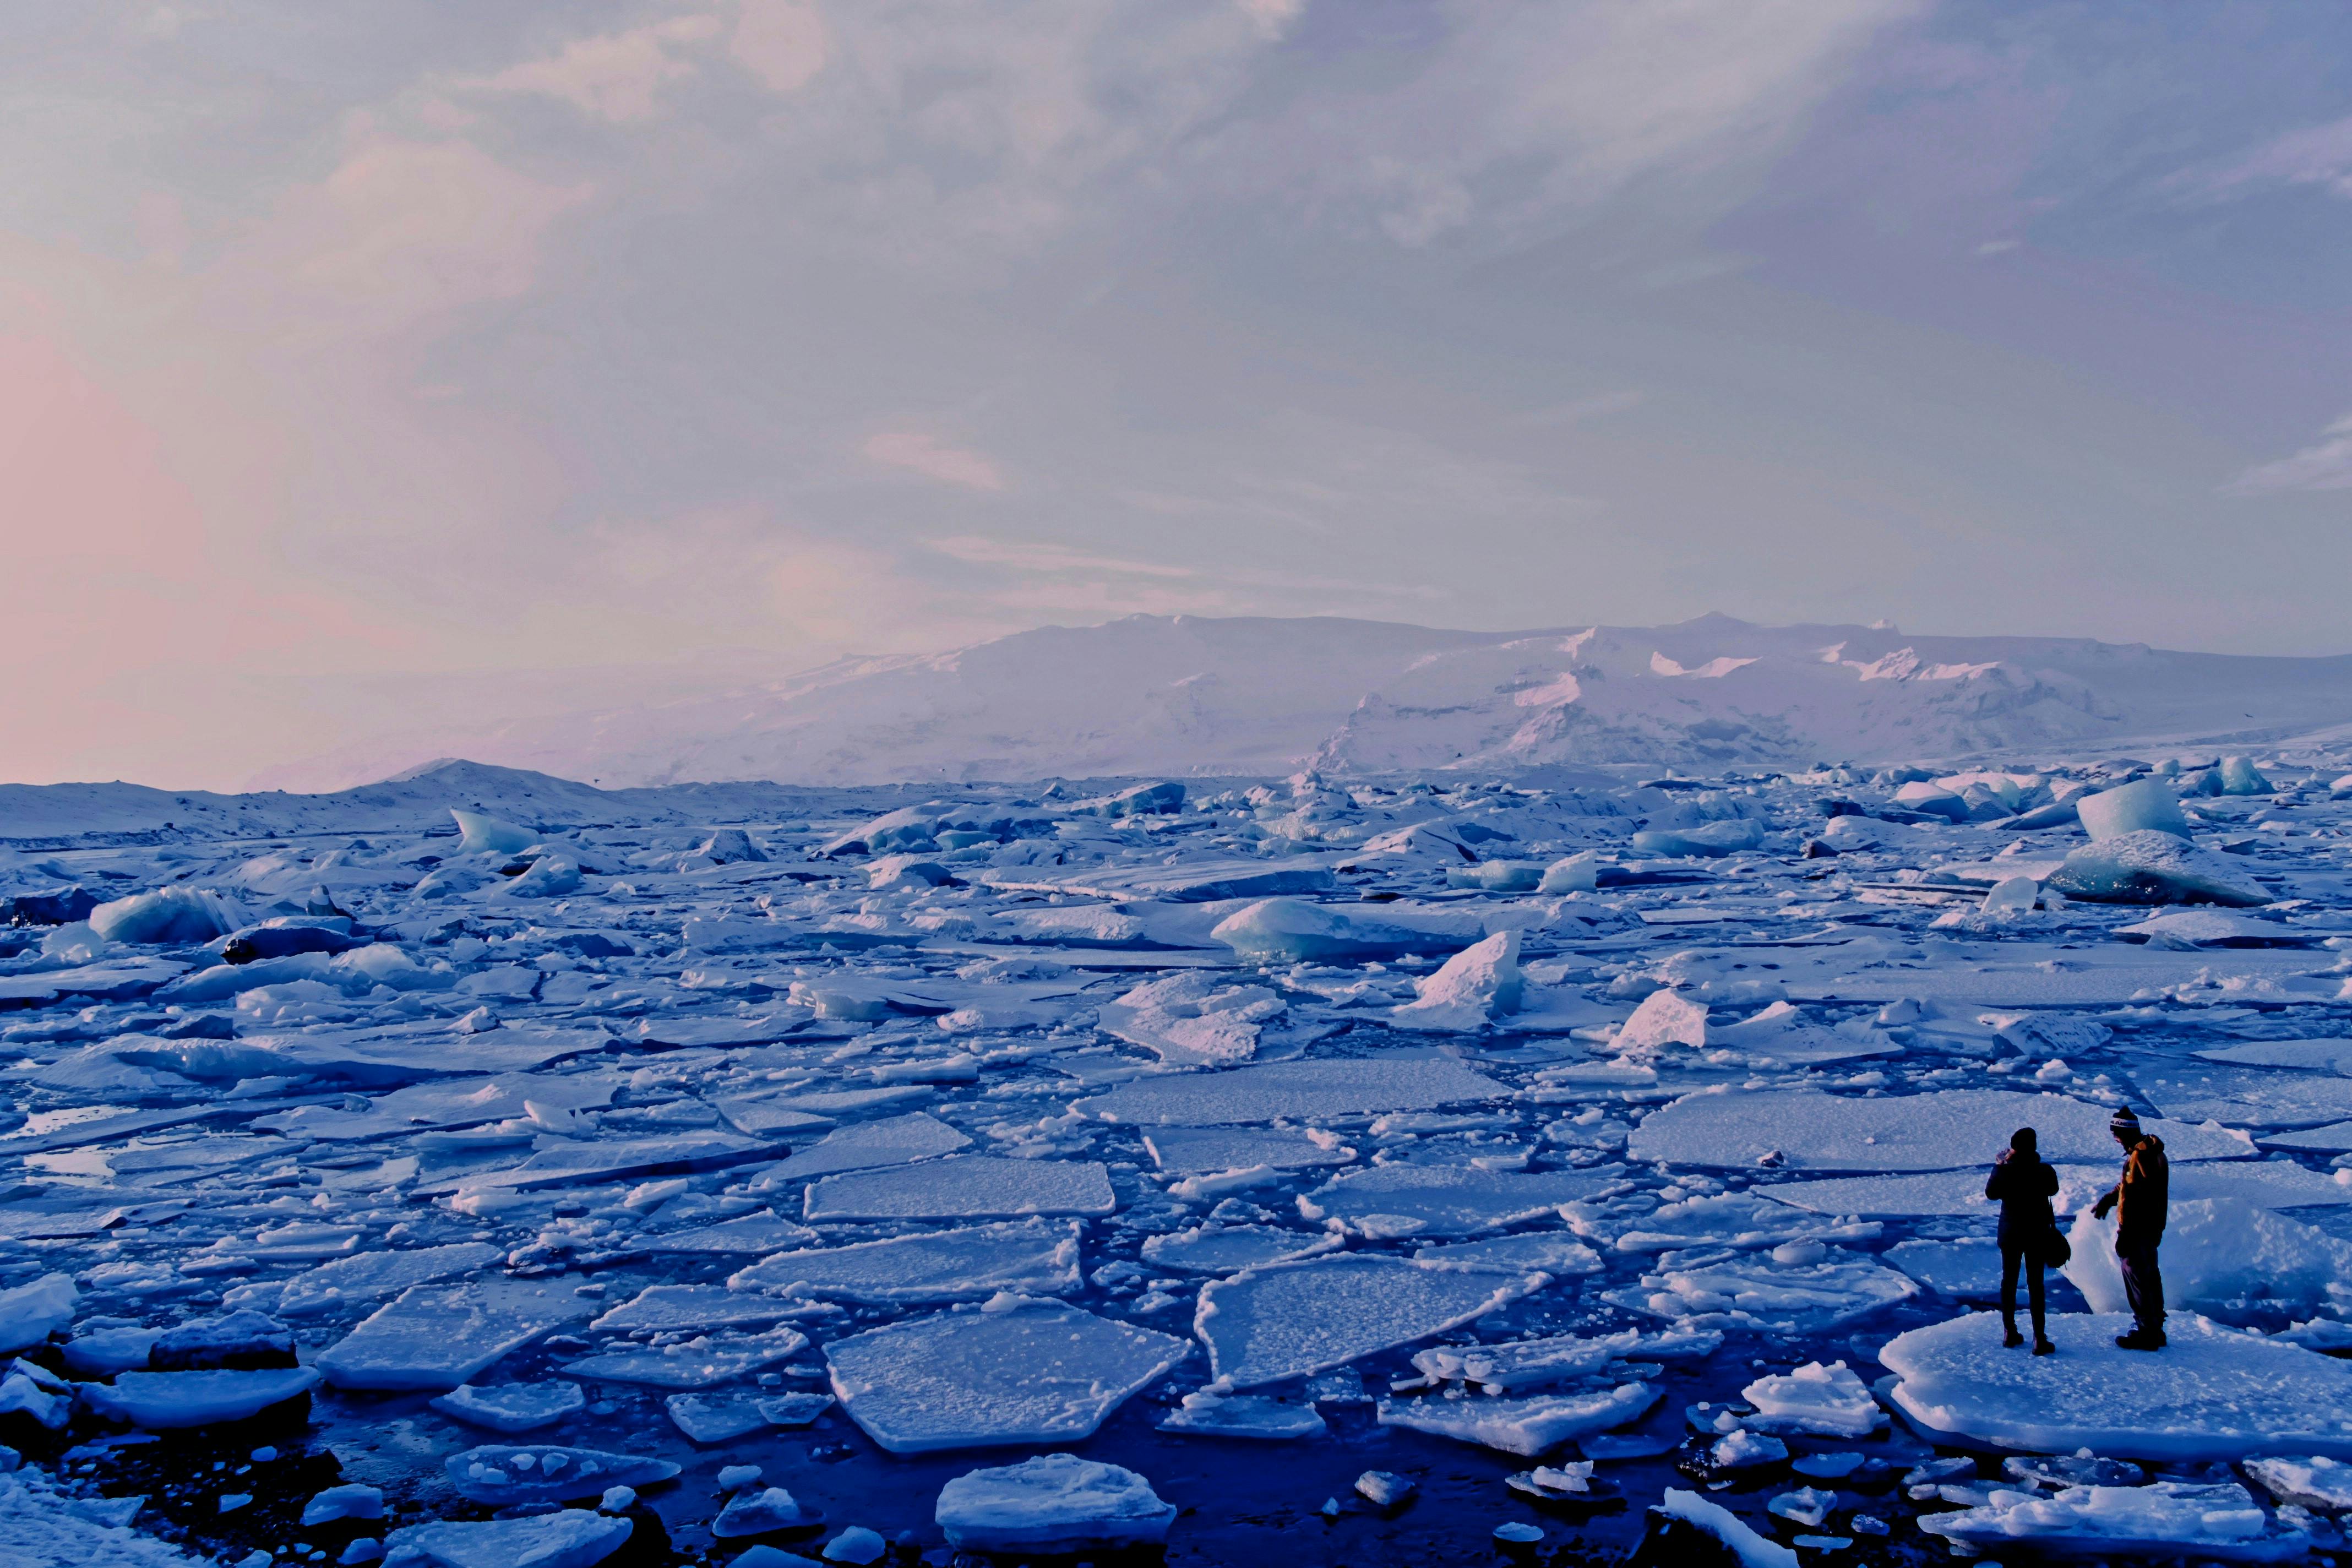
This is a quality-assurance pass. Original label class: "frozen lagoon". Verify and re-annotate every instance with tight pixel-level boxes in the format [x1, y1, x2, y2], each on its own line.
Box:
[4, 754, 2352, 1562]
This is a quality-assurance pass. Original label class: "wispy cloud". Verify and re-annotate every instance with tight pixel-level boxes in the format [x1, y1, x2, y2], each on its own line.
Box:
[928, 536, 1195, 577]
[859, 431, 1006, 491]
[2224, 412, 2352, 495]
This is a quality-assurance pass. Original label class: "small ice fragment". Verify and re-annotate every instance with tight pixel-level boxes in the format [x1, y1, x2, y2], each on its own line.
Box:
[820, 1525, 885, 1564]
[718, 1464, 764, 1492]
[1354, 1471, 1413, 1506]
[301, 1484, 384, 1526]
[935, 1453, 1175, 1553]
[712, 1487, 805, 1538]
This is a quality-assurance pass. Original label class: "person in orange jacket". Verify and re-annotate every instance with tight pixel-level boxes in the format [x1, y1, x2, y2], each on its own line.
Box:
[2091, 1106, 2169, 1351]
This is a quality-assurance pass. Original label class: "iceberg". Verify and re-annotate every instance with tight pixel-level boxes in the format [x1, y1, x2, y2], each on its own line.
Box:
[2075, 777, 2192, 842]
[1630, 819, 1765, 857]
[1389, 929, 1522, 1033]
[935, 1453, 1175, 1553]
[2046, 829, 2269, 907]
[450, 809, 538, 855]
[2064, 1197, 2352, 1320]
[1209, 898, 1485, 962]
[1195, 1254, 1543, 1389]
[88, 886, 247, 945]
[825, 1300, 1189, 1453]
[731, 1218, 1082, 1304]
[1881, 1310, 2352, 1461]
[802, 1156, 1114, 1221]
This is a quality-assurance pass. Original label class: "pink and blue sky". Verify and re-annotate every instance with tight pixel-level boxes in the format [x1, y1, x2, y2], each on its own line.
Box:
[8, 2, 2352, 788]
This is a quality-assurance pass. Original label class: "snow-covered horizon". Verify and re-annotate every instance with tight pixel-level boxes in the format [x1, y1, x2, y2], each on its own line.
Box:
[221, 612, 2352, 797]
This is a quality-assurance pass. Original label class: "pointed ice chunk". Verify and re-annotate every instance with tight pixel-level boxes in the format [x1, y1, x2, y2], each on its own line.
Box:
[1389, 930, 1522, 1033]
[1740, 1360, 1884, 1437]
[729, 1218, 1082, 1304]
[1297, 1163, 1616, 1239]
[935, 1453, 1175, 1552]
[1614, 990, 1708, 1052]
[317, 1280, 594, 1392]
[1209, 898, 1483, 962]
[2063, 1197, 2352, 1320]
[825, 1300, 1189, 1453]
[803, 1156, 1114, 1222]
[450, 810, 538, 856]
[1195, 1255, 1543, 1390]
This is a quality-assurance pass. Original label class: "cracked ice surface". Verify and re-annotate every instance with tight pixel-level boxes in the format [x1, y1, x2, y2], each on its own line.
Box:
[5, 750, 2352, 1561]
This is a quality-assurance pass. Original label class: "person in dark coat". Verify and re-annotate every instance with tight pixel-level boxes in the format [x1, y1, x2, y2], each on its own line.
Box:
[2091, 1106, 2169, 1350]
[1985, 1126, 2058, 1354]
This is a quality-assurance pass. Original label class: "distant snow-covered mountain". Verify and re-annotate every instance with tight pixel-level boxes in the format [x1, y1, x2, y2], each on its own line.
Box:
[256, 613, 2352, 790]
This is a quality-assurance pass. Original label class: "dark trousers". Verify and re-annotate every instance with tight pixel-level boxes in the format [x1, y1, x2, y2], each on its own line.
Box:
[2000, 1242, 2045, 1340]
[2117, 1237, 2165, 1337]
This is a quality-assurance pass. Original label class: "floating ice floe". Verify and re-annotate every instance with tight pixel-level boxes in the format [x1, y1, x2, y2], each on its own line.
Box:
[1740, 1360, 1884, 1438]
[753, 1112, 971, 1180]
[1376, 1381, 1659, 1456]
[444, 1445, 679, 1505]
[82, 1367, 320, 1428]
[1081, 1058, 1504, 1125]
[1881, 1311, 2352, 1460]
[1629, 1087, 2251, 1171]
[1607, 1249, 1915, 1334]
[1652, 1489, 1798, 1568]
[1411, 1233, 1602, 1275]
[1600, 1191, 1880, 1253]
[1918, 1480, 2323, 1561]
[317, 1281, 594, 1391]
[560, 1326, 808, 1389]
[729, 1219, 1082, 1303]
[825, 1299, 1189, 1453]
[428, 1382, 586, 1434]
[1195, 1254, 1543, 1389]
[1156, 1387, 1327, 1439]
[802, 1155, 1114, 1221]
[588, 1284, 804, 1333]
[278, 1244, 505, 1318]
[1097, 972, 1286, 1066]
[1142, 1125, 1353, 1174]
[0, 1272, 77, 1353]
[935, 1454, 1175, 1553]
[386, 1509, 633, 1568]
[1297, 1162, 1616, 1238]
[2245, 1455, 2352, 1511]
[1140, 1224, 1337, 1273]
